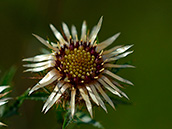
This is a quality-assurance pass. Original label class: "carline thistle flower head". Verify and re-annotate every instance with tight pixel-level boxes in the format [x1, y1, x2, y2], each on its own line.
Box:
[23, 16, 134, 117]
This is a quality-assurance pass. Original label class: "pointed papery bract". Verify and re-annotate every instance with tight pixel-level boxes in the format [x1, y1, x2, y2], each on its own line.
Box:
[103, 45, 123, 55]
[107, 51, 133, 62]
[0, 100, 8, 106]
[29, 69, 59, 94]
[42, 81, 64, 112]
[103, 70, 134, 85]
[0, 86, 9, 93]
[90, 84, 107, 113]
[86, 85, 99, 106]
[44, 84, 70, 113]
[97, 33, 121, 51]
[22, 53, 55, 62]
[46, 40, 58, 48]
[71, 25, 78, 41]
[98, 78, 122, 98]
[103, 45, 133, 59]
[94, 83, 115, 109]
[104, 63, 135, 68]
[24, 64, 53, 73]
[32, 34, 58, 51]
[0, 122, 7, 126]
[114, 44, 134, 54]
[101, 76, 129, 99]
[23, 60, 54, 68]
[81, 21, 87, 41]
[90, 16, 103, 44]
[62, 22, 70, 41]
[79, 87, 93, 118]
[89, 25, 97, 40]
[50, 24, 68, 45]
[71, 88, 76, 117]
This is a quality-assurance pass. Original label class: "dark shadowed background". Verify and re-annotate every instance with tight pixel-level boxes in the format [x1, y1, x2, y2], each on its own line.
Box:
[0, 0, 172, 129]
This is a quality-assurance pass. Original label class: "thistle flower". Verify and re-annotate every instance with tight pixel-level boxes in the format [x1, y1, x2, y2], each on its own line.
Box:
[23, 16, 134, 117]
[0, 85, 10, 126]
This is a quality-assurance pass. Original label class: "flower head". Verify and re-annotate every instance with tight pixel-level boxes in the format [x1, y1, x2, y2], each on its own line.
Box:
[23, 16, 134, 117]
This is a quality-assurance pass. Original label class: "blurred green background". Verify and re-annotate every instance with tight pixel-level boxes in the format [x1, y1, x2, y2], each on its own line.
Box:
[0, 0, 172, 129]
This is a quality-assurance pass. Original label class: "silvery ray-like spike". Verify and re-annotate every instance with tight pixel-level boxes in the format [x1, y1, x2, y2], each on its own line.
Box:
[97, 33, 121, 52]
[23, 64, 53, 73]
[71, 25, 78, 41]
[86, 85, 99, 106]
[44, 84, 70, 113]
[42, 86, 58, 112]
[89, 25, 96, 40]
[62, 22, 70, 41]
[107, 51, 133, 62]
[46, 40, 59, 48]
[0, 86, 9, 93]
[90, 84, 107, 113]
[50, 24, 68, 45]
[90, 16, 103, 45]
[115, 44, 134, 54]
[71, 88, 76, 118]
[42, 81, 64, 112]
[29, 69, 59, 95]
[111, 80, 124, 88]
[103, 45, 123, 55]
[0, 98, 10, 106]
[79, 87, 93, 118]
[94, 83, 115, 109]
[23, 60, 53, 68]
[22, 53, 55, 62]
[104, 64, 135, 68]
[80, 20, 87, 42]
[29, 75, 58, 94]
[103, 45, 134, 59]
[0, 122, 7, 126]
[103, 70, 133, 85]
[98, 79, 122, 98]
[32, 34, 58, 51]
[101, 76, 129, 99]
[0, 101, 7, 106]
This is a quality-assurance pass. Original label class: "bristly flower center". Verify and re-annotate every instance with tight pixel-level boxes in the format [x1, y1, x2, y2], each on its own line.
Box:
[55, 39, 104, 85]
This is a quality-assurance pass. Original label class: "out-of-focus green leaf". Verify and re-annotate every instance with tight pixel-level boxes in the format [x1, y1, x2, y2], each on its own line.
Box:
[0, 66, 17, 85]
[74, 112, 104, 129]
